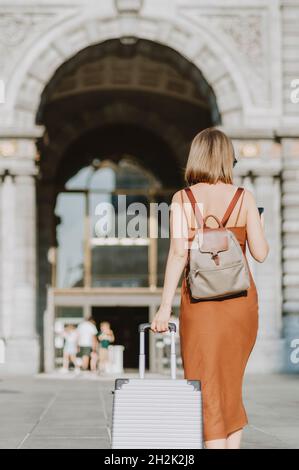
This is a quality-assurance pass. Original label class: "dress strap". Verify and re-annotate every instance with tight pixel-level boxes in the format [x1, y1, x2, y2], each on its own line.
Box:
[184, 187, 204, 228]
[221, 187, 244, 227]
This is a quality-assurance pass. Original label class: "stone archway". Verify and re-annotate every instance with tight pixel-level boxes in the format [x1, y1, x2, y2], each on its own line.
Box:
[35, 35, 223, 358]
[7, 8, 249, 132]
[36, 37, 220, 181]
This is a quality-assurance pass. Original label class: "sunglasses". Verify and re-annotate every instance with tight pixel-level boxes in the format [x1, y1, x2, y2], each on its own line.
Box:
[233, 157, 238, 168]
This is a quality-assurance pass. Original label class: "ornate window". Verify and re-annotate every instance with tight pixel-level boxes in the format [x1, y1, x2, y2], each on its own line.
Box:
[54, 156, 172, 289]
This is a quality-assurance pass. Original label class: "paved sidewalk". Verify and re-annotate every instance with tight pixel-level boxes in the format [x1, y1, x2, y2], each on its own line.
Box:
[0, 372, 298, 449]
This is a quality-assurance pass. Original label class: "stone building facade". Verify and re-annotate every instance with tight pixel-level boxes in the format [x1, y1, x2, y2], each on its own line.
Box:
[0, 0, 298, 374]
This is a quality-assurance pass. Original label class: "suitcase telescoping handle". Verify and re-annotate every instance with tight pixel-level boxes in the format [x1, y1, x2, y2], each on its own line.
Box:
[138, 322, 177, 380]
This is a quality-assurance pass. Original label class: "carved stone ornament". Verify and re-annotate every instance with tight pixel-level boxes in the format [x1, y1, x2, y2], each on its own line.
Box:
[198, 13, 265, 73]
[0, 14, 31, 46]
[114, 0, 144, 14]
[181, 8, 269, 105]
[214, 13, 268, 103]
[0, 12, 57, 73]
[0, 13, 56, 47]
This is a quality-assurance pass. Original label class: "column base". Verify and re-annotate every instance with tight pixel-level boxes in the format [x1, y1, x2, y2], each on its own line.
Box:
[0, 337, 40, 375]
[246, 336, 285, 373]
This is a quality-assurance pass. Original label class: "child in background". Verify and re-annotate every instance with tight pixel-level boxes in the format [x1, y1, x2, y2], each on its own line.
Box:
[62, 324, 78, 373]
[98, 321, 115, 373]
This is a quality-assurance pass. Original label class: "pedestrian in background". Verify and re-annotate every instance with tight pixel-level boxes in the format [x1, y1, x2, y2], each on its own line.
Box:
[61, 324, 78, 373]
[77, 317, 98, 371]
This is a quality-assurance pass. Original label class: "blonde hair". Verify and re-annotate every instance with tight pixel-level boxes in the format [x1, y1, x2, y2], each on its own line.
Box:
[185, 128, 235, 185]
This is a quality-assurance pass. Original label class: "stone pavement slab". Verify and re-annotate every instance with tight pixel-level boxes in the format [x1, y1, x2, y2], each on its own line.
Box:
[0, 372, 298, 449]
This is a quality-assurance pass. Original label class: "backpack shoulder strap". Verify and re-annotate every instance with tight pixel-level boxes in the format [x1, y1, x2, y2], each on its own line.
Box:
[184, 187, 204, 228]
[221, 187, 244, 227]
[234, 189, 245, 226]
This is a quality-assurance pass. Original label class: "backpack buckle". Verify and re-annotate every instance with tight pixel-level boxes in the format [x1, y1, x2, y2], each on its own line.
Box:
[211, 251, 220, 266]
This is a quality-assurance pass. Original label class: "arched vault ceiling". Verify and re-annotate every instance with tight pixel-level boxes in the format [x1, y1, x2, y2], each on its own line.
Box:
[37, 39, 220, 125]
[37, 39, 217, 187]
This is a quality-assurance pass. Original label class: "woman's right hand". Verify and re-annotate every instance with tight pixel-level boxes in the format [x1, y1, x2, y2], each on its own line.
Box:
[150, 306, 172, 333]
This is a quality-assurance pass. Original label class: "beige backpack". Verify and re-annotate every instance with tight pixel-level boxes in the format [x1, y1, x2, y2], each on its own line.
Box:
[183, 187, 250, 301]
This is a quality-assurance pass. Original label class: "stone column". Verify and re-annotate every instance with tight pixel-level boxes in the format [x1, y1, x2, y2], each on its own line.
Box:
[254, 175, 282, 338]
[246, 174, 284, 373]
[234, 150, 284, 373]
[0, 174, 15, 340]
[37, 181, 56, 371]
[0, 140, 39, 374]
[281, 138, 299, 373]
[13, 175, 37, 337]
[4, 174, 40, 374]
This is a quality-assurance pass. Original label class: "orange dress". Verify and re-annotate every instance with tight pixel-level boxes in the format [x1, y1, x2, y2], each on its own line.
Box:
[179, 193, 259, 442]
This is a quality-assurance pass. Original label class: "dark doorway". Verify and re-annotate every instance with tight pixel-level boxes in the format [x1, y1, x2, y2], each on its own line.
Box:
[91, 306, 149, 369]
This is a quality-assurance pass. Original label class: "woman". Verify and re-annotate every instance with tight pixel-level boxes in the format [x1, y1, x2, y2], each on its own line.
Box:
[151, 128, 269, 449]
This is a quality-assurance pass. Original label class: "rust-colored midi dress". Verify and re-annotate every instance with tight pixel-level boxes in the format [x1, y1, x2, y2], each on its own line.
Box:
[179, 192, 259, 442]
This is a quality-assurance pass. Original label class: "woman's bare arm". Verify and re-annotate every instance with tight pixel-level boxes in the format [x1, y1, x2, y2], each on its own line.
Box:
[245, 189, 269, 263]
[150, 191, 188, 333]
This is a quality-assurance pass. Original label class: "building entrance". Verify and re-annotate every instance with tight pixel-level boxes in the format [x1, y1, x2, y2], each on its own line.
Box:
[38, 38, 218, 373]
[92, 306, 149, 369]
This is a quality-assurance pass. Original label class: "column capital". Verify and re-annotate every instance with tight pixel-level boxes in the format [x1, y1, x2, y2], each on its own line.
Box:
[254, 174, 277, 184]
[0, 138, 37, 159]
[14, 174, 36, 184]
[0, 165, 38, 179]
[0, 138, 38, 178]
[234, 158, 282, 177]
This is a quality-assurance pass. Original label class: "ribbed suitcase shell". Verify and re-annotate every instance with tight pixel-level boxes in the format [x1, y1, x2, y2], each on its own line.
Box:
[111, 323, 203, 449]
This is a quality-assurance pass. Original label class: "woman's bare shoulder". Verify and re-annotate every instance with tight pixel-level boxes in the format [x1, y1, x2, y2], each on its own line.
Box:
[171, 189, 184, 203]
[241, 187, 256, 208]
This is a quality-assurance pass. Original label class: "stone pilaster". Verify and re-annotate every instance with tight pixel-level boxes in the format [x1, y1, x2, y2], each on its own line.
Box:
[281, 138, 299, 373]
[254, 175, 282, 338]
[246, 174, 284, 373]
[37, 181, 56, 372]
[0, 140, 39, 374]
[233, 144, 284, 373]
[0, 174, 15, 340]
[13, 175, 37, 336]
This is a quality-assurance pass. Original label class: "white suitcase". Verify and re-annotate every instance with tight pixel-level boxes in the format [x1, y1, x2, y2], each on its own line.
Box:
[111, 322, 203, 449]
